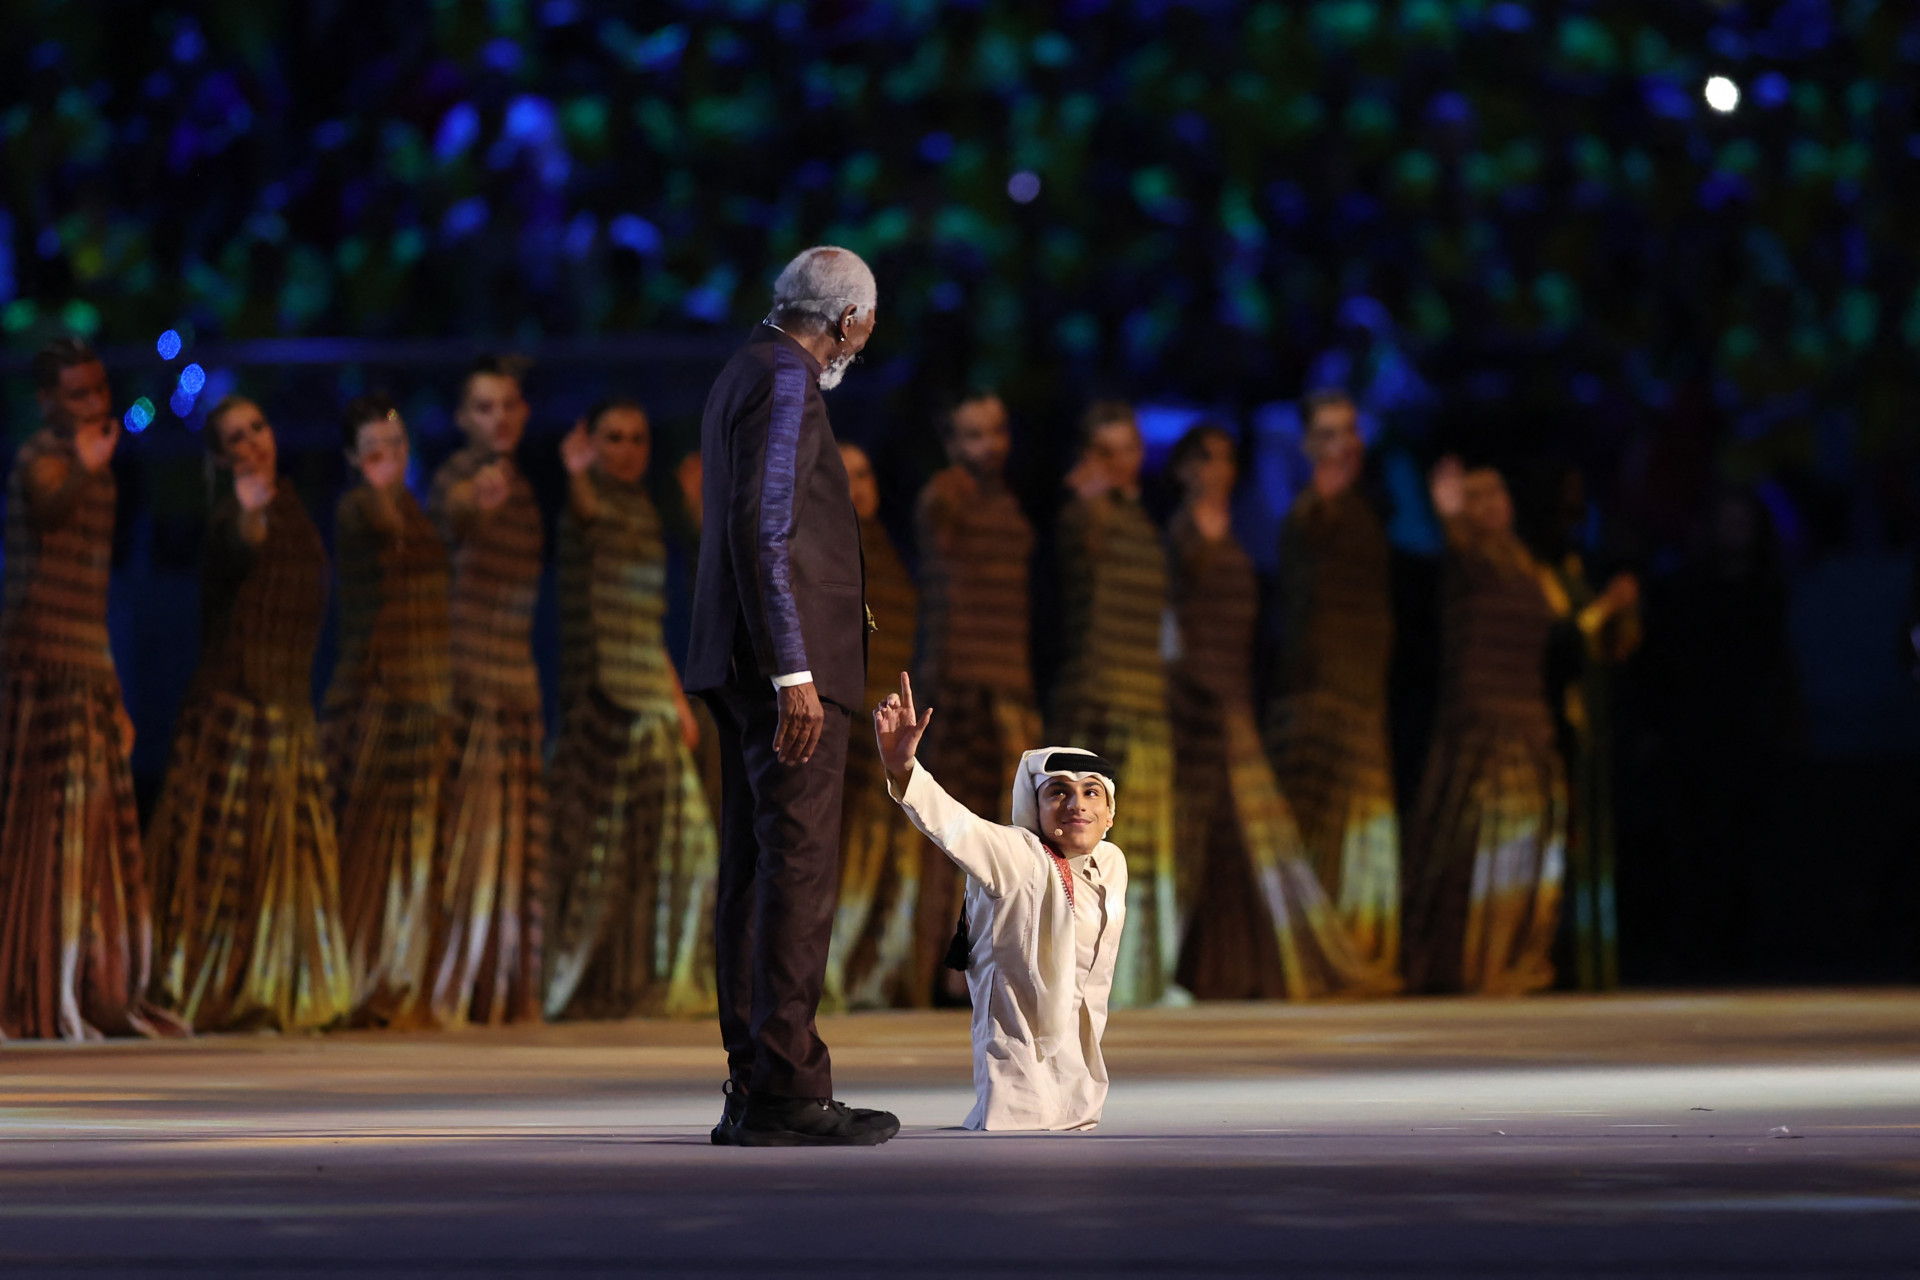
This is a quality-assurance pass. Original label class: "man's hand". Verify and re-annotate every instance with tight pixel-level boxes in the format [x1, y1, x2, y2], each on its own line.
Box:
[773, 680, 825, 766]
[74, 417, 121, 474]
[871, 671, 932, 789]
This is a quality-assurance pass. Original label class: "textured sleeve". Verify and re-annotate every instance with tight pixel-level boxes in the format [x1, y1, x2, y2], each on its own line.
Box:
[889, 764, 1041, 899]
[726, 348, 813, 679]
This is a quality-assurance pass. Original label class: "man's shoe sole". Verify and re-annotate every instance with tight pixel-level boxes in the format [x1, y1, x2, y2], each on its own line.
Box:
[710, 1123, 741, 1146]
[732, 1119, 899, 1148]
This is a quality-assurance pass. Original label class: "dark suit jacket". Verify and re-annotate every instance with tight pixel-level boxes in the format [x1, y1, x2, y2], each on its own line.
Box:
[685, 325, 867, 712]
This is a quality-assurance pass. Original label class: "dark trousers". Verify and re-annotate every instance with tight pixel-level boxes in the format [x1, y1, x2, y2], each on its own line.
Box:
[703, 681, 851, 1099]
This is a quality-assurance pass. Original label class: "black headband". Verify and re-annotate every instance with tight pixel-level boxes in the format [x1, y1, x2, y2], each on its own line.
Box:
[1041, 753, 1117, 779]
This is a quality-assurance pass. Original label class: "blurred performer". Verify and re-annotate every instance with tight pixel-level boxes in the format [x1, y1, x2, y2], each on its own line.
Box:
[148, 397, 351, 1031]
[911, 392, 1041, 1002]
[1050, 401, 1178, 1008]
[0, 340, 182, 1040]
[1533, 468, 1640, 992]
[1266, 390, 1401, 971]
[425, 356, 546, 1027]
[321, 395, 451, 1026]
[1166, 426, 1395, 1001]
[545, 399, 717, 1020]
[686, 247, 897, 1146]
[1404, 459, 1567, 995]
[824, 442, 924, 1010]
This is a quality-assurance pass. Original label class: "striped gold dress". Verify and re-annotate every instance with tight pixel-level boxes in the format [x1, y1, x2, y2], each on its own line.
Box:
[909, 468, 1042, 1000]
[1267, 489, 1402, 971]
[824, 512, 925, 1010]
[425, 446, 547, 1027]
[0, 429, 182, 1040]
[1049, 489, 1178, 1008]
[148, 481, 352, 1032]
[545, 473, 717, 1020]
[320, 484, 452, 1026]
[1169, 514, 1397, 1001]
[1404, 530, 1568, 995]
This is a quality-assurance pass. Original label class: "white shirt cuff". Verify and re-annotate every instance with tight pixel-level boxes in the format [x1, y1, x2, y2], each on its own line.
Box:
[770, 671, 814, 689]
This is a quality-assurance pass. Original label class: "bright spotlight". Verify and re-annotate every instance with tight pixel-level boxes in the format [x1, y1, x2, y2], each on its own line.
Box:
[1704, 75, 1740, 113]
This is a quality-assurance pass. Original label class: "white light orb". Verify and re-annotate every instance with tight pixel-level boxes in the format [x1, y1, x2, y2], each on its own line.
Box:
[1704, 75, 1740, 114]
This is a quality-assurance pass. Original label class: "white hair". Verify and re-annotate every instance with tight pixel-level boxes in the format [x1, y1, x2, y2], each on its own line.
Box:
[767, 246, 877, 334]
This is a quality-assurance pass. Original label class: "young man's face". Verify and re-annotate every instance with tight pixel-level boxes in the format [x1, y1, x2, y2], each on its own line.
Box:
[947, 395, 1011, 478]
[1037, 776, 1112, 856]
[1179, 431, 1236, 503]
[458, 373, 527, 455]
[592, 406, 651, 486]
[1303, 403, 1361, 473]
[41, 360, 112, 432]
[1086, 420, 1144, 492]
[1463, 468, 1514, 536]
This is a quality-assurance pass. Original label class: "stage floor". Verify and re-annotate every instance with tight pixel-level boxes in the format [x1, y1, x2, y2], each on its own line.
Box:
[3, 992, 1918, 1277]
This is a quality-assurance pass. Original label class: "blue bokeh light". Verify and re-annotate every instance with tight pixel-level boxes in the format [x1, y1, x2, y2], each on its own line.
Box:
[608, 214, 662, 255]
[1753, 72, 1791, 108]
[156, 329, 183, 360]
[125, 398, 154, 433]
[178, 362, 206, 395]
[169, 388, 196, 418]
[1007, 171, 1042, 203]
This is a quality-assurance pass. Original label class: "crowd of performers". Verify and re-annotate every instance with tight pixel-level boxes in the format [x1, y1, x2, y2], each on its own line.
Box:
[0, 336, 1640, 1041]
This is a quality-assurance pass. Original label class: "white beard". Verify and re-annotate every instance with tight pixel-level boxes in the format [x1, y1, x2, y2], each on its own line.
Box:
[816, 351, 856, 391]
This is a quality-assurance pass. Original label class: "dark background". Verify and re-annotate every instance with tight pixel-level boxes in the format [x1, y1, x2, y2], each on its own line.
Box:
[2, 0, 1917, 985]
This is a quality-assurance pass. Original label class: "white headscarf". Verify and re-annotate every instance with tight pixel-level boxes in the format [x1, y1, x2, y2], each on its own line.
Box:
[1010, 747, 1118, 839]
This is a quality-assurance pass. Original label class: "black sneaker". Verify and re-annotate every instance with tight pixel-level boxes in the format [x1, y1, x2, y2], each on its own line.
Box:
[733, 1094, 900, 1147]
[710, 1080, 749, 1146]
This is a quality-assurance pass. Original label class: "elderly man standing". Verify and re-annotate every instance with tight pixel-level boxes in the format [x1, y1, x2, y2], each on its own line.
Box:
[685, 247, 899, 1147]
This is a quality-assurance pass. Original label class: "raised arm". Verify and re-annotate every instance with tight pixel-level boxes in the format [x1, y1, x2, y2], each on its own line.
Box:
[560, 419, 601, 524]
[1428, 455, 1473, 551]
[22, 417, 118, 529]
[874, 672, 1038, 897]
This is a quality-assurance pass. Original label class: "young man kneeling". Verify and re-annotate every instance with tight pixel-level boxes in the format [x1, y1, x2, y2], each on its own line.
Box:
[873, 674, 1128, 1131]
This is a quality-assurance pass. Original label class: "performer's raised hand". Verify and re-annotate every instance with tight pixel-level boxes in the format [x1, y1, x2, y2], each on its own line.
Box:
[1428, 455, 1466, 520]
[560, 419, 597, 476]
[1601, 571, 1640, 616]
[73, 415, 121, 475]
[872, 671, 932, 789]
[234, 468, 275, 514]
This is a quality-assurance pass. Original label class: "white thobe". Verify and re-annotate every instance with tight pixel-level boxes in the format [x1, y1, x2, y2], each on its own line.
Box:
[889, 764, 1127, 1131]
